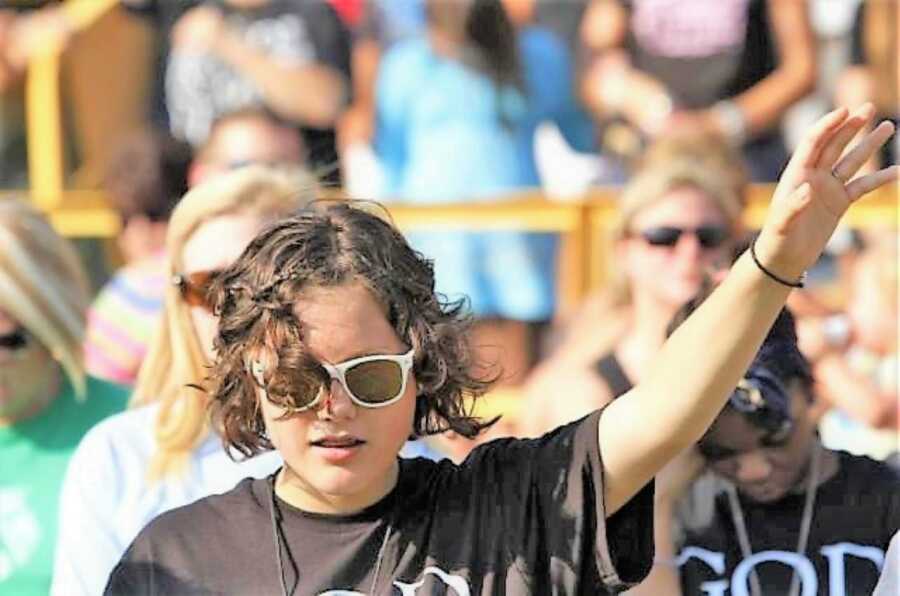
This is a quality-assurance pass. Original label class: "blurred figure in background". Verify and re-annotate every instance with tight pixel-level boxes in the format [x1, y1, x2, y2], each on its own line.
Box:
[521, 154, 742, 436]
[160, 0, 351, 183]
[0, 199, 127, 596]
[801, 232, 898, 461]
[84, 130, 193, 386]
[580, 0, 816, 181]
[635, 303, 899, 596]
[834, 0, 898, 170]
[338, 0, 425, 153]
[51, 167, 313, 596]
[188, 107, 308, 186]
[0, 1, 72, 187]
[375, 0, 590, 402]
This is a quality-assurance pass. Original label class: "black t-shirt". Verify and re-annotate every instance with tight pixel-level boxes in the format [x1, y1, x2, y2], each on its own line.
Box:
[674, 451, 900, 595]
[105, 410, 655, 595]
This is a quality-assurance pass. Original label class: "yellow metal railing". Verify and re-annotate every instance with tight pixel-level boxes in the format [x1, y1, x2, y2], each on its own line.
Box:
[16, 0, 900, 317]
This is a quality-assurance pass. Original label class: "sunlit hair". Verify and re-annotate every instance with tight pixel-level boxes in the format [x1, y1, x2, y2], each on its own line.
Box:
[0, 198, 91, 397]
[638, 129, 750, 206]
[207, 201, 495, 458]
[131, 166, 317, 481]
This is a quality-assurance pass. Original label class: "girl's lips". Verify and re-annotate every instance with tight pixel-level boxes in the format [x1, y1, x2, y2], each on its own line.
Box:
[312, 443, 364, 464]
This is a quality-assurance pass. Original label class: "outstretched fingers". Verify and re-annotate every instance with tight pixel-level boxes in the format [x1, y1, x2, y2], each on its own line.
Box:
[833, 120, 897, 182]
[845, 165, 900, 202]
[787, 107, 849, 172]
[817, 104, 875, 172]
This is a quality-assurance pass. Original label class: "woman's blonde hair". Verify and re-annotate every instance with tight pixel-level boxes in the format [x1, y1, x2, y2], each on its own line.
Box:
[0, 198, 91, 397]
[131, 166, 316, 481]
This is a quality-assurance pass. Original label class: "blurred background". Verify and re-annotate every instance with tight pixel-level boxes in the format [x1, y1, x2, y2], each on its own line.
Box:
[0, 0, 896, 454]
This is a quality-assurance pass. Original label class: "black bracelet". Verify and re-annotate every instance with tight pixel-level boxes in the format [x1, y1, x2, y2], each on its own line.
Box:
[750, 240, 806, 288]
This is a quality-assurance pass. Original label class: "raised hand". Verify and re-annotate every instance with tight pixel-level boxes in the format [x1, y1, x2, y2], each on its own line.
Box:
[754, 104, 898, 283]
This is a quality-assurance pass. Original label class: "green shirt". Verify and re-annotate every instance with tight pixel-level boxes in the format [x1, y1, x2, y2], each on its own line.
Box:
[0, 374, 127, 595]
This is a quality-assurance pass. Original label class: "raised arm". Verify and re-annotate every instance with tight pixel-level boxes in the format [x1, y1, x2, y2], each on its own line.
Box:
[598, 105, 898, 516]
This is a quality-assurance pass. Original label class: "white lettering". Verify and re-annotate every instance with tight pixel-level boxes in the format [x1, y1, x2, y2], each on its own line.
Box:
[820, 542, 885, 596]
[731, 551, 817, 596]
[394, 566, 471, 596]
[675, 547, 729, 594]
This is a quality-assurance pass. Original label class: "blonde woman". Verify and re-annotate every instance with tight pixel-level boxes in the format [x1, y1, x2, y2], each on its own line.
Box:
[0, 199, 128, 596]
[50, 167, 312, 596]
[521, 158, 744, 435]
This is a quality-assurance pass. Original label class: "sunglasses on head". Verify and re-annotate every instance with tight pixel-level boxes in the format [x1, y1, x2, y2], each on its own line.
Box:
[172, 270, 223, 312]
[250, 349, 415, 411]
[637, 225, 729, 250]
[0, 327, 28, 351]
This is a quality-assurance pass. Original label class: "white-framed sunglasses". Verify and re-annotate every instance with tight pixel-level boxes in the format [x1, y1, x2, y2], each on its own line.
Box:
[250, 348, 415, 411]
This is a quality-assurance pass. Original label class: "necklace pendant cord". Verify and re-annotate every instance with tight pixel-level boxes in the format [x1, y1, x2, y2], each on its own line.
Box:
[726, 445, 823, 596]
[269, 472, 396, 596]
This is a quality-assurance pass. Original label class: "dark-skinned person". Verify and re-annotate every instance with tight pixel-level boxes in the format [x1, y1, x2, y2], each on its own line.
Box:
[105, 105, 897, 595]
[628, 301, 899, 596]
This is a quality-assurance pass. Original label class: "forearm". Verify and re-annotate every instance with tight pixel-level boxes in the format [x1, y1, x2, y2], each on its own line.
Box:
[601, 250, 791, 512]
[729, 64, 815, 136]
[727, 0, 815, 135]
[215, 31, 346, 128]
[623, 502, 683, 595]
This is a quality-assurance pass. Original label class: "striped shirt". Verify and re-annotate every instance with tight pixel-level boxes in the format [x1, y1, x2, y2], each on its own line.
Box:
[84, 253, 167, 385]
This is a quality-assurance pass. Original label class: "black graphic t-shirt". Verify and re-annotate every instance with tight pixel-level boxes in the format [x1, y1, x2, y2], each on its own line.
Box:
[105, 410, 655, 595]
[674, 451, 900, 595]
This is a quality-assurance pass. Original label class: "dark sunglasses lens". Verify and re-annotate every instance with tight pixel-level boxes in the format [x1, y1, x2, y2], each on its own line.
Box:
[181, 271, 220, 310]
[640, 227, 681, 247]
[345, 359, 403, 404]
[0, 329, 27, 350]
[697, 226, 728, 249]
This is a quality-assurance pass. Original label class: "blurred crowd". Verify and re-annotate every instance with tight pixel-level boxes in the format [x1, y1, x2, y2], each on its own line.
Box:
[0, 0, 897, 594]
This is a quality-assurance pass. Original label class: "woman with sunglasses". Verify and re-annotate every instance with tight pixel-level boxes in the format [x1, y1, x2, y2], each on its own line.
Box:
[522, 156, 743, 435]
[0, 199, 129, 596]
[104, 106, 896, 595]
[50, 166, 314, 596]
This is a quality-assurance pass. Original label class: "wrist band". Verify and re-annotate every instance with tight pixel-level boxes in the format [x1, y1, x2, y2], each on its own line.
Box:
[750, 240, 806, 288]
[712, 99, 747, 146]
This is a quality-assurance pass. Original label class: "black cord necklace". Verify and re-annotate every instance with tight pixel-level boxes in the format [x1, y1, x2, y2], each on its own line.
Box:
[268, 472, 395, 596]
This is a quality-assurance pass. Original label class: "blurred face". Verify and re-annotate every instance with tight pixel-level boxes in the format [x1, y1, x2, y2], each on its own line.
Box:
[699, 384, 816, 503]
[259, 281, 417, 514]
[180, 213, 267, 362]
[191, 118, 306, 187]
[0, 308, 56, 424]
[622, 186, 733, 309]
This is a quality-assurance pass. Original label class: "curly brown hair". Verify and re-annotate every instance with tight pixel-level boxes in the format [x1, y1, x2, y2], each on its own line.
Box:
[207, 201, 497, 458]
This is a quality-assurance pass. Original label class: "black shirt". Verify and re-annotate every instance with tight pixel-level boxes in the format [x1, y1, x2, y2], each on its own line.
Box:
[106, 410, 655, 595]
[674, 451, 900, 595]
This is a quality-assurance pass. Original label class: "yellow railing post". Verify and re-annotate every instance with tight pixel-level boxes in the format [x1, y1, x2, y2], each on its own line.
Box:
[25, 50, 64, 210]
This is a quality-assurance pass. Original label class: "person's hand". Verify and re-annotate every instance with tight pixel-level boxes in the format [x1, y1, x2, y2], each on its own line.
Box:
[665, 109, 720, 137]
[6, 7, 72, 69]
[337, 104, 375, 150]
[753, 105, 898, 283]
[171, 5, 226, 53]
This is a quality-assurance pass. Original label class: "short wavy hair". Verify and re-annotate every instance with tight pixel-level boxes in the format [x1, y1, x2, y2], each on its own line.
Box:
[208, 201, 496, 458]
